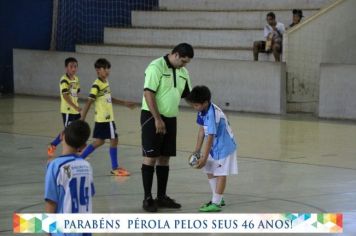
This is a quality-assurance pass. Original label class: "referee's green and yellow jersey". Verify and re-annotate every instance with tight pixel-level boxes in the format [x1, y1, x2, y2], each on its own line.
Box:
[89, 78, 114, 122]
[60, 74, 80, 114]
[142, 55, 191, 118]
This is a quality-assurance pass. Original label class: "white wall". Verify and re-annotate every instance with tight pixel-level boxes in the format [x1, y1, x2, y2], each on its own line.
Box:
[319, 63, 356, 120]
[284, 0, 356, 112]
[13, 49, 286, 114]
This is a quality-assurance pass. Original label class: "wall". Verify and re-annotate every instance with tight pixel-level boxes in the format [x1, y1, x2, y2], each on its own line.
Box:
[284, 0, 356, 113]
[0, 0, 53, 94]
[319, 63, 356, 120]
[13, 49, 286, 114]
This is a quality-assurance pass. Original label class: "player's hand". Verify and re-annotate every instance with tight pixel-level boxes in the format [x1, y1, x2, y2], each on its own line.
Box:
[155, 118, 166, 134]
[76, 107, 82, 112]
[196, 157, 207, 169]
[125, 101, 137, 109]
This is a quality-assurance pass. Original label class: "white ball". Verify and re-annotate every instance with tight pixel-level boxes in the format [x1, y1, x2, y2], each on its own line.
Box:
[188, 153, 200, 168]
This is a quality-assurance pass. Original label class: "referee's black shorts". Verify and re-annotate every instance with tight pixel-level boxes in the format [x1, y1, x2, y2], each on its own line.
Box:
[141, 110, 176, 158]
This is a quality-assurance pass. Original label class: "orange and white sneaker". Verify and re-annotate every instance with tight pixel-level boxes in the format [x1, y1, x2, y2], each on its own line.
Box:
[110, 167, 131, 176]
[47, 144, 56, 158]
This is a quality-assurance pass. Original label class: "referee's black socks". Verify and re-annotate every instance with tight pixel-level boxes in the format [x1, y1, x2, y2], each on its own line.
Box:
[156, 165, 169, 198]
[141, 164, 154, 199]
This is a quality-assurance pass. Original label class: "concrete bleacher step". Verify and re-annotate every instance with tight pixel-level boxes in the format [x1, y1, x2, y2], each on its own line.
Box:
[132, 10, 318, 29]
[104, 28, 261, 48]
[14, 49, 286, 114]
[159, 0, 333, 11]
[75, 44, 275, 61]
[76, 0, 333, 63]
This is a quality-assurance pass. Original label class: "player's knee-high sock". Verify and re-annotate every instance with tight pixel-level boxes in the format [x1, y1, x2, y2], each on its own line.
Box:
[209, 177, 217, 201]
[109, 147, 118, 170]
[80, 144, 95, 159]
[50, 134, 61, 146]
[142, 164, 155, 199]
[156, 165, 169, 198]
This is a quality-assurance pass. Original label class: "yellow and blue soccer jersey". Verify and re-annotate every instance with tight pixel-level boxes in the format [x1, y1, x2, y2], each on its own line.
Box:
[44, 154, 95, 213]
[197, 103, 237, 160]
[60, 75, 80, 114]
[88, 78, 114, 122]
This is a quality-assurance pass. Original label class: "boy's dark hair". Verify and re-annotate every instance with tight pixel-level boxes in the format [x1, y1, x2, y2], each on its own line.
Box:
[266, 12, 276, 19]
[292, 9, 304, 18]
[65, 57, 78, 67]
[64, 120, 91, 149]
[172, 43, 194, 59]
[186, 85, 211, 104]
[94, 58, 111, 69]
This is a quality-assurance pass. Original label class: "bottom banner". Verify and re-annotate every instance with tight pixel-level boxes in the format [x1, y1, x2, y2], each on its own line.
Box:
[13, 213, 343, 233]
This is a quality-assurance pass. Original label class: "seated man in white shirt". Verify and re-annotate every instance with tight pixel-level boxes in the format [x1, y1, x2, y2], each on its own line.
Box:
[253, 12, 285, 62]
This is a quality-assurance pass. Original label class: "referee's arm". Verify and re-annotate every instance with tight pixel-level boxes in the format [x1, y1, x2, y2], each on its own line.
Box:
[144, 90, 166, 134]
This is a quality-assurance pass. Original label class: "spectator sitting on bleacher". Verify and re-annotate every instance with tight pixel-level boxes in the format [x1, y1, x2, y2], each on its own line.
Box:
[253, 12, 285, 62]
[289, 9, 304, 28]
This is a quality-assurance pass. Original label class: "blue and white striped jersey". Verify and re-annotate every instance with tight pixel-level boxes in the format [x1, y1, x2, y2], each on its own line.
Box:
[197, 103, 237, 159]
[45, 154, 95, 214]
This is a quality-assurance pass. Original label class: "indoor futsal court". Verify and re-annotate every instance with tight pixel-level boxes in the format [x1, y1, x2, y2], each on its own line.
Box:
[0, 96, 356, 235]
[1, 0, 356, 235]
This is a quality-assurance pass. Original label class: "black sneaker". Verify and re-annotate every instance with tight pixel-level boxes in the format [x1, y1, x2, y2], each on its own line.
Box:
[155, 195, 181, 208]
[143, 197, 157, 212]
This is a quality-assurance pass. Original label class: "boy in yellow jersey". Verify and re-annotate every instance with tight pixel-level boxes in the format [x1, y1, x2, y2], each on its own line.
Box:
[80, 58, 136, 176]
[47, 57, 81, 159]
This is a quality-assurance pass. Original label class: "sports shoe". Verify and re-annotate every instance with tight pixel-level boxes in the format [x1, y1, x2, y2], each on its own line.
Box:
[199, 203, 221, 212]
[110, 167, 130, 176]
[47, 145, 56, 158]
[200, 198, 225, 208]
[155, 195, 181, 208]
[143, 197, 157, 212]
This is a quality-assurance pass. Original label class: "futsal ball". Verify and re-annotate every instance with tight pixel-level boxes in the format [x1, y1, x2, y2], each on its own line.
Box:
[188, 152, 201, 168]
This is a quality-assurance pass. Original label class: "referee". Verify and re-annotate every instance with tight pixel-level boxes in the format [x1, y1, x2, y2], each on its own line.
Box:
[140, 43, 194, 212]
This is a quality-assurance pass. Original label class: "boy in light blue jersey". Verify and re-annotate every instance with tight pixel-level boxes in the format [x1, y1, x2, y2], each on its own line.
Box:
[186, 85, 238, 212]
[45, 120, 94, 236]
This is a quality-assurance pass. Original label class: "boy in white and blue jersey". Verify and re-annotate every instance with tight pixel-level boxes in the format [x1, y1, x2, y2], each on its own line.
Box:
[186, 85, 238, 212]
[45, 120, 94, 235]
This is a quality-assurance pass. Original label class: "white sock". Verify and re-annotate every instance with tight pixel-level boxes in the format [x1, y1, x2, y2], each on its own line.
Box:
[208, 178, 217, 202]
[212, 193, 223, 205]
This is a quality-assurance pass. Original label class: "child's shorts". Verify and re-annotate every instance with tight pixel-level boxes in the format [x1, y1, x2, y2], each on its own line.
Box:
[62, 113, 81, 127]
[93, 121, 118, 140]
[203, 151, 238, 176]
